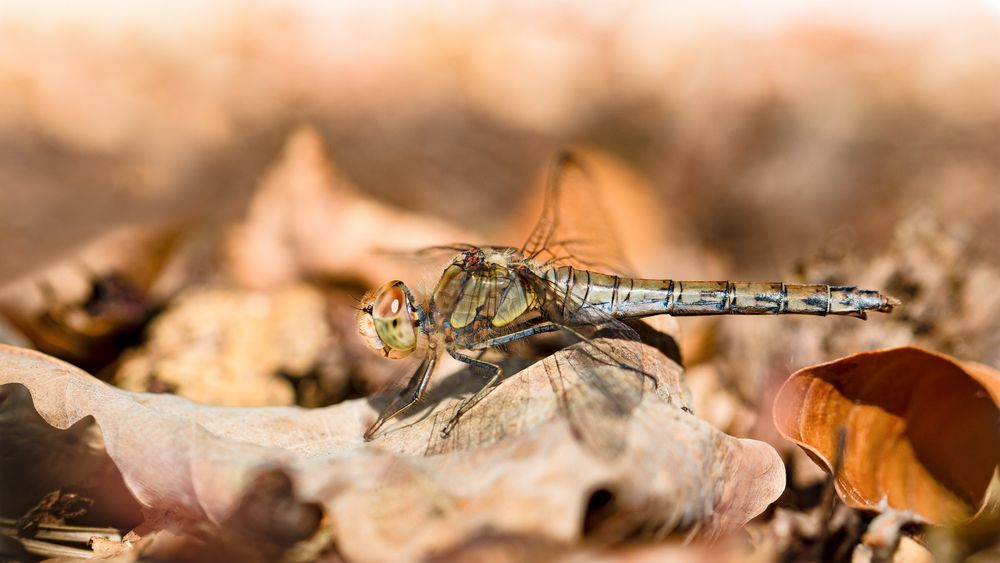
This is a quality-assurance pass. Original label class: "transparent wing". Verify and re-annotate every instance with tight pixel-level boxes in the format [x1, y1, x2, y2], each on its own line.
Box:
[520, 151, 635, 277]
[371, 243, 477, 262]
[531, 273, 648, 458]
[370, 244, 474, 281]
[365, 244, 474, 305]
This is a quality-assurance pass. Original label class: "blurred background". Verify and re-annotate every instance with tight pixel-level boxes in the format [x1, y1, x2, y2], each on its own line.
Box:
[2, 0, 1000, 423]
[3, 0, 1000, 280]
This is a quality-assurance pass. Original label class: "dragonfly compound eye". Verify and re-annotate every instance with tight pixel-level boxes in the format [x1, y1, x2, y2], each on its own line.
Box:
[368, 281, 417, 359]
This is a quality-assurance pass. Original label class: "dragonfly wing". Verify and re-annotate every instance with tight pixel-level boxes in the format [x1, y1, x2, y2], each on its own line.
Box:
[527, 271, 650, 458]
[520, 151, 636, 277]
[543, 343, 643, 457]
[372, 243, 477, 261]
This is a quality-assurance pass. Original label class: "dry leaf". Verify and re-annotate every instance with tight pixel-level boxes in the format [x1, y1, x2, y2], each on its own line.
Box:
[0, 223, 184, 310]
[0, 224, 185, 372]
[0, 384, 142, 529]
[114, 284, 329, 406]
[1, 341, 783, 560]
[922, 469, 1000, 561]
[773, 346, 1000, 524]
[225, 126, 475, 291]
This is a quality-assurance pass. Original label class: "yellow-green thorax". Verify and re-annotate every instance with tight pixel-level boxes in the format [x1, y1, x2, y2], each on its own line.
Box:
[430, 247, 539, 332]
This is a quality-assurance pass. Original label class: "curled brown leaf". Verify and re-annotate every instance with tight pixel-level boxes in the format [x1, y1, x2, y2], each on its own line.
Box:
[773, 346, 1000, 524]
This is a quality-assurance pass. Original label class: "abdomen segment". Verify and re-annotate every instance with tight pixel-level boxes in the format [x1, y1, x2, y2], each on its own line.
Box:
[545, 267, 897, 320]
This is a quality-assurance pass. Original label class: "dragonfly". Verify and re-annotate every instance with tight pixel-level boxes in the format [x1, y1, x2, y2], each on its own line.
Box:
[357, 152, 896, 453]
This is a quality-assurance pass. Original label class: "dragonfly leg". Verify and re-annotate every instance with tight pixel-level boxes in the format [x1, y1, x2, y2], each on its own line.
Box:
[364, 353, 437, 440]
[470, 321, 561, 350]
[441, 349, 503, 438]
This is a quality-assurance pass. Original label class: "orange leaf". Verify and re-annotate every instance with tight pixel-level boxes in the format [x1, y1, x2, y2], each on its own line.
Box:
[773, 346, 1000, 524]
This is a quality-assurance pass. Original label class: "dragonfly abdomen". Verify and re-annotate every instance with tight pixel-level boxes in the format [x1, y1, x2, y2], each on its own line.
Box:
[546, 267, 896, 320]
[660, 281, 897, 319]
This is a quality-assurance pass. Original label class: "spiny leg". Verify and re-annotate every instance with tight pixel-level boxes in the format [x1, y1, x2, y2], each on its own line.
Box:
[441, 349, 504, 438]
[364, 353, 437, 440]
[470, 321, 561, 350]
[436, 323, 561, 436]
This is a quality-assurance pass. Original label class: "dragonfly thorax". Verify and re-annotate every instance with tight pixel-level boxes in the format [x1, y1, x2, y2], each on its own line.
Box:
[430, 246, 543, 335]
[358, 280, 421, 359]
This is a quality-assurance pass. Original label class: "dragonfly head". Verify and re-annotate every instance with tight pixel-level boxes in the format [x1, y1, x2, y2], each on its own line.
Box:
[358, 280, 419, 359]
